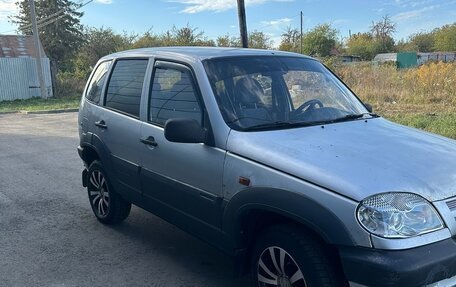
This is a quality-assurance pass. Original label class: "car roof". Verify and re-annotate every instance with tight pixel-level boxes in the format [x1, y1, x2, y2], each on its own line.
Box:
[100, 46, 314, 62]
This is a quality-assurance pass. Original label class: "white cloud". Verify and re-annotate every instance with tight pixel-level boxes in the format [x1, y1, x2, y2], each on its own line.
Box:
[0, 0, 18, 21]
[392, 4, 439, 21]
[392, 0, 437, 8]
[260, 17, 293, 27]
[168, 0, 294, 14]
[95, 0, 113, 4]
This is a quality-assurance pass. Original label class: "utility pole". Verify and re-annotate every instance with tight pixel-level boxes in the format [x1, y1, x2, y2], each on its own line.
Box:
[300, 11, 303, 54]
[29, 0, 47, 98]
[237, 0, 248, 48]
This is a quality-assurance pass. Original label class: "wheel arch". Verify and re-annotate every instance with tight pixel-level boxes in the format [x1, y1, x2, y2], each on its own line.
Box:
[79, 133, 112, 169]
[223, 187, 355, 276]
[224, 187, 355, 249]
[78, 144, 100, 167]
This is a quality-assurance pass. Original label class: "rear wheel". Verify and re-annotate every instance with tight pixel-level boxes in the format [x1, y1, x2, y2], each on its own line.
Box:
[251, 224, 347, 287]
[87, 160, 131, 224]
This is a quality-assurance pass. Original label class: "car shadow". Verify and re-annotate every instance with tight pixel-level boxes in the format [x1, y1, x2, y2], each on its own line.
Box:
[107, 206, 251, 287]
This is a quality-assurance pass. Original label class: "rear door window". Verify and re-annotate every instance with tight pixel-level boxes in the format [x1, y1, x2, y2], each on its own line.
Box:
[105, 59, 149, 118]
[86, 60, 112, 104]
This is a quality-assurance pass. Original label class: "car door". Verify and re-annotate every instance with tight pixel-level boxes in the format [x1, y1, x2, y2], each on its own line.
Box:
[139, 60, 225, 228]
[80, 60, 112, 143]
[92, 58, 150, 200]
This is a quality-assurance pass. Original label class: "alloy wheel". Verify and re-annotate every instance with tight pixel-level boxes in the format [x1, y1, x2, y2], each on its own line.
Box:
[88, 170, 110, 218]
[257, 246, 306, 287]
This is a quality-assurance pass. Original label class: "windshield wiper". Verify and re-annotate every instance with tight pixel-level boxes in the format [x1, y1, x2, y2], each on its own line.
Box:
[243, 121, 312, 131]
[243, 113, 380, 131]
[329, 112, 379, 124]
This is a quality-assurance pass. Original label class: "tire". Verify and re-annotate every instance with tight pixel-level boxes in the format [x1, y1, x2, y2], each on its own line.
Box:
[251, 224, 348, 287]
[87, 160, 131, 225]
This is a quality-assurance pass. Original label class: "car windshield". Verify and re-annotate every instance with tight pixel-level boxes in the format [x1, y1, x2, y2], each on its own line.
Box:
[203, 56, 370, 131]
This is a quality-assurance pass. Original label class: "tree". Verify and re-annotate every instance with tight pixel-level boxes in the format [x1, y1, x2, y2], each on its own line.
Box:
[370, 15, 396, 53]
[433, 23, 456, 51]
[279, 26, 300, 53]
[11, 0, 84, 71]
[216, 31, 271, 49]
[132, 31, 162, 49]
[72, 27, 133, 80]
[345, 16, 396, 59]
[409, 32, 435, 52]
[396, 32, 435, 52]
[346, 32, 376, 60]
[159, 24, 215, 46]
[216, 34, 241, 47]
[248, 30, 273, 49]
[302, 23, 338, 57]
[172, 25, 203, 46]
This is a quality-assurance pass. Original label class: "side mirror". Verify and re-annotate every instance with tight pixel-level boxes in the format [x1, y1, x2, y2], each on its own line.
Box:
[164, 118, 206, 144]
[364, 103, 373, 113]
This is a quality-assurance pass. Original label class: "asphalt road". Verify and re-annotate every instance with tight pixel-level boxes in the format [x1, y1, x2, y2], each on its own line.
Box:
[0, 112, 250, 287]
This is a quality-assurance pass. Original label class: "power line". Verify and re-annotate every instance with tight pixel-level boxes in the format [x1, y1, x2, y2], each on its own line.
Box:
[23, 0, 92, 32]
[18, 7, 68, 31]
[1, 0, 92, 35]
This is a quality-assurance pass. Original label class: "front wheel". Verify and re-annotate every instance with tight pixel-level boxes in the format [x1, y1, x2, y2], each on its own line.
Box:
[251, 225, 347, 287]
[87, 160, 131, 225]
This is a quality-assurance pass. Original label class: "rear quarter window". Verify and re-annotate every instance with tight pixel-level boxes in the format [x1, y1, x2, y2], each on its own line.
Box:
[85, 60, 112, 104]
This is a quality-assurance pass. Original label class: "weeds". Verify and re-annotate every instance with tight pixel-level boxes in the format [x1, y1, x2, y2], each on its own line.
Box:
[334, 62, 456, 139]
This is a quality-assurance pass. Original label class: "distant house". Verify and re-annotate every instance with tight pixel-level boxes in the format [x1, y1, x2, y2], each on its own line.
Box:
[373, 53, 397, 63]
[0, 35, 53, 101]
[340, 55, 361, 63]
[329, 48, 362, 63]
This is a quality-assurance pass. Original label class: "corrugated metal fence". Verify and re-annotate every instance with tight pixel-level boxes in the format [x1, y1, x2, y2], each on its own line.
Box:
[418, 52, 456, 65]
[0, 57, 53, 102]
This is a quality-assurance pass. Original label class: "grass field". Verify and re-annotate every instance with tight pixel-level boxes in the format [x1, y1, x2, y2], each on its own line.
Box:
[335, 62, 456, 139]
[0, 96, 80, 113]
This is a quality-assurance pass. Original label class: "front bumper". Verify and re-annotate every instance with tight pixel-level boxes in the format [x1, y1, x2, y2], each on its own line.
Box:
[339, 238, 456, 287]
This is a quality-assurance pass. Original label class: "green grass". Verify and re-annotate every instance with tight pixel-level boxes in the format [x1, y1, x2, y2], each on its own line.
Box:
[383, 113, 456, 140]
[0, 96, 80, 113]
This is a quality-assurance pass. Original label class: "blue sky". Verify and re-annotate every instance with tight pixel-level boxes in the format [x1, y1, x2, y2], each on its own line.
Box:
[1, 0, 456, 46]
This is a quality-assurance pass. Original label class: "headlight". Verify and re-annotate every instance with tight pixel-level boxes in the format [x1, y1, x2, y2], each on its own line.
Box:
[357, 192, 444, 238]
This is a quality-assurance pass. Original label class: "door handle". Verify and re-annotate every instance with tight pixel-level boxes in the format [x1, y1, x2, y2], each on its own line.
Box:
[140, 136, 158, 147]
[95, 120, 108, 129]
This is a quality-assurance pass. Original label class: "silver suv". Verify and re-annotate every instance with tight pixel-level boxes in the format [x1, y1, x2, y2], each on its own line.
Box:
[78, 47, 456, 287]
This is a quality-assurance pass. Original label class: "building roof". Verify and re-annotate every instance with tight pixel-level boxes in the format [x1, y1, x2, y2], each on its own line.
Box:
[373, 53, 397, 62]
[102, 46, 313, 62]
[0, 35, 46, 58]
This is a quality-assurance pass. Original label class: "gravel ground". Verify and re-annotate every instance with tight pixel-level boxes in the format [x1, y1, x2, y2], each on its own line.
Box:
[0, 112, 249, 287]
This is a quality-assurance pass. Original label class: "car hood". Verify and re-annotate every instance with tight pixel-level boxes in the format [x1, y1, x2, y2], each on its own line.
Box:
[226, 118, 456, 202]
